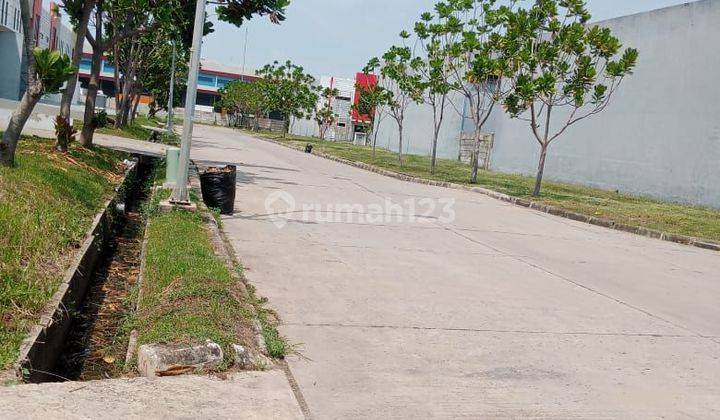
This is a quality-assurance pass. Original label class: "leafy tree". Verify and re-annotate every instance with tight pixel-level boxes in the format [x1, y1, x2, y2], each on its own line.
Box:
[219, 80, 268, 130]
[78, 0, 176, 145]
[216, 0, 291, 26]
[256, 60, 320, 137]
[438, 0, 512, 183]
[369, 35, 423, 166]
[34, 47, 80, 153]
[145, 43, 188, 118]
[0, 8, 77, 167]
[501, 0, 638, 196]
[412, 9, 456, 174]
[352, 69, 391, 157]
[315, 87, 339, 140]
[77, 0, 291, 145]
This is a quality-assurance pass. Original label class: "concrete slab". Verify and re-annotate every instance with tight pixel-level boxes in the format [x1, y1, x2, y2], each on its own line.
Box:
[0, 371, 303, 419]
[184, 125, 720, 419]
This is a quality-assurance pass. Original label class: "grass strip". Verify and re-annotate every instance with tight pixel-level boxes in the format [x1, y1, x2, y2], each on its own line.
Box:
[0, 136, 127, 369]
[251, 131, 720, 243]
[134, 190, 287, 370]
[76, 115, 179, 146]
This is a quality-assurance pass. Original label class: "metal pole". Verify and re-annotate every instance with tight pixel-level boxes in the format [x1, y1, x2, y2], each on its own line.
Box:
[170, 0, 206, 204]
[241, 25, 248, 76]
[166, 41, 176, 135]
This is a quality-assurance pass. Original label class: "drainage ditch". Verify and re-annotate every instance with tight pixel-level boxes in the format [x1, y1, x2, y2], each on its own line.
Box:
[38, 156, 156, 382]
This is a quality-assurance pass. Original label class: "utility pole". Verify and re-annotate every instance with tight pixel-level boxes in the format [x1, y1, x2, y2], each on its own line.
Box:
[170, 0, 206, 204]
[166, 41, 176, 135]
[241, 25, 249, 77]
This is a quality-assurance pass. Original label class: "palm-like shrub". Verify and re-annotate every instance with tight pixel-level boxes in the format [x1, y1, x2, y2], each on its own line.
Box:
[33, 48, 77, 94]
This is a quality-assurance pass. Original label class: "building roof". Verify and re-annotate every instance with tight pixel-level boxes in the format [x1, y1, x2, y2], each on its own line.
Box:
[200, 59, 257, 79]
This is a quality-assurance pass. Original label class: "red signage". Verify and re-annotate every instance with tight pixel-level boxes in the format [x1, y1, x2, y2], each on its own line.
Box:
[352, 72, 378, 123]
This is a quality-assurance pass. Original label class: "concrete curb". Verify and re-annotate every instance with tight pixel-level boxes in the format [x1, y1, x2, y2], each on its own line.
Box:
[189, 165, 271, 364]
[124, 193, 154, 368]
[257, 136, 720, 253]
[10, 159, 140, 383]
[137, 341, 224, 378]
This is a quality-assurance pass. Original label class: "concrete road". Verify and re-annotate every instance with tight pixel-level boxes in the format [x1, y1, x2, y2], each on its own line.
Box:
[189, 125, 720, 419]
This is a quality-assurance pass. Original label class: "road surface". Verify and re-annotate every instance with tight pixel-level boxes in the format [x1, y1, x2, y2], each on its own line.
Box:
[187, 125, 720, 419]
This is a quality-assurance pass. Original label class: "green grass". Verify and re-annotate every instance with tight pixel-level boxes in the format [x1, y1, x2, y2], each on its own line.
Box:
[76, 114, 179, 146]
[0, 136, 127, 369]
[134, 190, 287, 369]
[252, 131, 720, 243]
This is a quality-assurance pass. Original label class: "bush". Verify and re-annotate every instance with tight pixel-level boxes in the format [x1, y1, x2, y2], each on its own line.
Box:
[93, 110, 109, 128]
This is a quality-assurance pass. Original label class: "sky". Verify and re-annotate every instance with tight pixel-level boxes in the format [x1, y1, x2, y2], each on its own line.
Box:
[203, 0, 695, 79]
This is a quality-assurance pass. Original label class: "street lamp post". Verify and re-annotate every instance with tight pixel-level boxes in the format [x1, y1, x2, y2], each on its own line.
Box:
[170, 0, 207, 204]
[166, 41, 176, 135]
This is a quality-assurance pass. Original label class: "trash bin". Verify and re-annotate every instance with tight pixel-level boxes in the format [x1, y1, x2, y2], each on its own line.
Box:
[199, 165, 237, 215]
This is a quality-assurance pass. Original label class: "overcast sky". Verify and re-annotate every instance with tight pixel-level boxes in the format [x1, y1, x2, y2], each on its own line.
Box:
[201, 0, 694, 79]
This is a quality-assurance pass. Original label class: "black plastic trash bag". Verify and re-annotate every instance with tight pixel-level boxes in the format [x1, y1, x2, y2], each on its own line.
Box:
[199, 165, 237, 215]
[305, 144, 313, 153]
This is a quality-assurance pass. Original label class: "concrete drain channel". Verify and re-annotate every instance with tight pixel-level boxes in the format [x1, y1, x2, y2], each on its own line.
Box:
[16, 156, 156, 383]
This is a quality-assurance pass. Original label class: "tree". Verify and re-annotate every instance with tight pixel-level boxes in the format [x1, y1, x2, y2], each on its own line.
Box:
[412, 9, 456, 174]
[0, 0, 77, 166]
[439, 0, 512, 184]
[256, 60, 320, 137]
[351, 71, 390, 158]
[78, 1, 105, 147]
[315, 87, 339, 140]
[144, 43, 188, 119]
[79, 0, 166, 146]
[219, 80, 268, 129]
[57, 0, 95, 148]
[370, 36, 423, 166]
[77, 0, 291, 146]
[216, 0, 291, 26]
[501, 0, 638, 196]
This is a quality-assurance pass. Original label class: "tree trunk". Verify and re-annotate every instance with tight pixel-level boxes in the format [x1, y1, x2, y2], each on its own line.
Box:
[118, 78, 133, 127]
[130, 92, 140, 124]
[116, 68, 134, 128]
[372, 117, 381, 159]
[470, 127, 481, 184]
[58, 0, 94, 129]
[470, 151, 479, 183]
[431, 126, 440, 175]
[397, 123, 404, 166]
[533, 143, 549, 197]
[0, 0, 40, 166]
[0, 91, 43, 166]
[79, 8, 103, 147]
[430, 106, 441, 175]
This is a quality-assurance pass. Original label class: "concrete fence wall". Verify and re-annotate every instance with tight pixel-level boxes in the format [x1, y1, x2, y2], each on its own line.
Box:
[373, 91, 467, 160]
